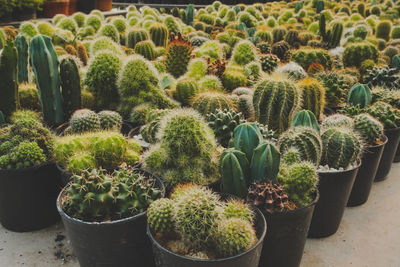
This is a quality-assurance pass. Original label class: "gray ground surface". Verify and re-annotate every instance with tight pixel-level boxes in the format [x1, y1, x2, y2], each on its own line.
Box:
[0, 163, 399, 267]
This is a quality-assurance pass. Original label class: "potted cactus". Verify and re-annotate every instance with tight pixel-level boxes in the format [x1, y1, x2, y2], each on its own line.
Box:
[308, 116, 363, 238]
[43, 0, 70, 18]
[146, 184, 267, 267]
[219, 122, 320, 267]
[57, 165, 164, 267]
[0, 112, 61, 232]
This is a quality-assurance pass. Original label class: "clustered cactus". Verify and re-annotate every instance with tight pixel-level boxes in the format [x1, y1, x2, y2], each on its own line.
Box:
[207, 109, 244, 147]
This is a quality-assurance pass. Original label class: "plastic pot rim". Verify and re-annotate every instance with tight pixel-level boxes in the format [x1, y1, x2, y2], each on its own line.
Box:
[57, 172, 165, 226]
[317, 159, 362, 175]
[363, 135, 388, 150]
[147, 207, 267, 263]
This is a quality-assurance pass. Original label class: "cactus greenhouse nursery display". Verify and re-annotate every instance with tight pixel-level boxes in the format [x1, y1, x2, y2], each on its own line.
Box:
[2, 0, 400, 266]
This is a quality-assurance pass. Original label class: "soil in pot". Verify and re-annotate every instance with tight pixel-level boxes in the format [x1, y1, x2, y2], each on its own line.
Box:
[259, 191, 319, 267]
[147, 207, 266, 267]
[308, 163, 360, 238]
[347, 136, 387, 207]
[0, 163, 61, 232]
[57, 172, 165, 267]
[375, 127, 400, 181]
[43, 1, 69, 18]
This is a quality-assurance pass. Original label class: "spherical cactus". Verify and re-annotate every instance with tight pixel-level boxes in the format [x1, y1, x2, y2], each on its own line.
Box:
[207, 109, 243, 147]
[278, 127, 322, 166]
[9, 141, 46, 169]
[164, 16, 181, 35]
[343, 42, 378, 68]
[321, 114, 354, 129]
[281, 148, 302, 165]
[297, 78, 325, 119]
[73, 12, 86, 27]
[347, 83, 371, 108]
[173, 78, 200, 106]
[70, 109, 101, 134]
[98, 110, 122, 131]
[147, 198, 175, 234]
[271, 40, 291, 62]
[90, 36, 123, 56]
[174, 184, 220, 248]
[165, 33, 193, 78]
[149, 23, 169, 47]
[221, 68, 248, 92]
[232, 40, 257, 66]
[353, 113, 384, 145]
[86, 15, 102, 32]
[134, 40, 156, 60]
[259, 54, 279, 74]
[214, 218, 257, 258]
[186, 58, 208, 81]
[90, 132, 128, 169]
[67, 151, 96, 173]
[98, 24, 120, 43]
[253, 74, 301, 134]
[20, 22, 38, 38]
[199, 75, 223, 91]
[191, 91, 236, 116]
[223, 199, 253, 222]
[278, 161, 318, 207]
[291, 110, 320, 132]
[247, 182, 291, 213]
[126, 28, 149, 49]
[376, 20, 392, 42]
[57, 18, 78, 34]
[18, 84, 41, 111]
[292, 49, 333, 71]
[320, 127, 362, 169]
[272, 27, 287, 43]
[256, 41, 271, 54]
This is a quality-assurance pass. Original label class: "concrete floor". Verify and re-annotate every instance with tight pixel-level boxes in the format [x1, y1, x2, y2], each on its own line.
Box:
[0, 163, 399, 267]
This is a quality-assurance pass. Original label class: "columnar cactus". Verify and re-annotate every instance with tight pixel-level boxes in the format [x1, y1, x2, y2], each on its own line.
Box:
[77, 43, 88, 66]
[321, 127, 362, 169]
[165, 33, 193, 78]
[234, 122, 263, 162]
[278, 127, 322, 166]
[134, 40, 156, 60]
[0, 39, 18, 119]
[173, 78, 199, 106]
[297, 78, 325, 119]
[126, 28, 149, 49]
[250, 141, 281, 183]
[15, 35, 29, 83]
[60, 57, 82, 121]
[30, 35, 64, 125]
[376, 20, 392, 42]
[353, 113, 384, 145]
[253, 75, 301, 134]
[291, 110, 320, 132]
[347, 83, 371, 108]
[149, 23, 169, 47]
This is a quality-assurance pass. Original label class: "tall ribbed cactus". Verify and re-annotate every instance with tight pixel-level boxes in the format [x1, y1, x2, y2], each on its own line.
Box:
[126, 28, 149, 49]
[253, 76, 301, 134]
[60, 57, 82, 121]
[149, 23, 169, 47]
[327, 22, 343, 48]
[173, 78, 199, 106]
[297, 78, 325, 119]
[347, 83, 371, 108]
[278, 127, 322, 166]
[134, 40, 156, 60]
[30, 35, 64, 125]
[321, 127, 362, 169]
[165, 33, 193, 78]
[15, 35, 29, 84]
[234, 122, 263, 162]
[250, 141, 280, 183]
[186, 4, 195, 26]
[0, 39, 18, 119]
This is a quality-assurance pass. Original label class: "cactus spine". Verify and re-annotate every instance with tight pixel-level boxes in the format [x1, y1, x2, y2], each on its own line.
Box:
[126, 28, 149, 49]
[15, 35, 29, 84]
[30, 35, 64, 125]
[297, 78, 325, 119]
[0, 39, 18, 119]
[60, 57, 82, 121]
[173, 78, 199, 106]
[347, 83, 371, 108]
[149, 23, 169, 47]
[353, 113, 383, 145]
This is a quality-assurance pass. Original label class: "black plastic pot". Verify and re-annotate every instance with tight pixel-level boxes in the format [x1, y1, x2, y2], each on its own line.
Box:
[0, 163, 61, 232]
[375, 127, 400, 181]
[347, 136, 387, 207]
[148, 207, 266, 267]
[77, 0, 96, 13]
[57, 164, 72, 188]
[394, 143, 400, 163]
[308, 162, 360, 238]
[57, 173, 165, 267]
[259, 191, 319, 267]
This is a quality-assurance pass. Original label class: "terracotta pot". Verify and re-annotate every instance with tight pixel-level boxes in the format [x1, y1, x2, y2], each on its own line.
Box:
[43, 1, 69, 18]
[96, 0, 112, 11]
[68, 0, 78, 15]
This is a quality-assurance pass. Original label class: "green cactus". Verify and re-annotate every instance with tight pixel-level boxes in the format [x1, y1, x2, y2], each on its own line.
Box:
[321, 114, 354, 129]
[285, 29, 301, 48]
[69, 109, 101, 133]
[73, 12, 86, 27]
[187, 58, 208, 81]
[98, 24, 120, 43]
[30, 35, 64, 126]
[186, 4, 195, 26]
[164, 16, 181, 35]
[250, 141, 281, 183]
[63, 167, 161, 221]
[57, 18, 78, 35]
[253, 75, 301, 134]
[232, 40, 257, 66]
[272, 27, 287, 43]
[67, 151, 96, 173]
[173, 78, 199, 106]
[60, 57, 82, 121]
[353, 113, 384, 145]
[90, 132, 128, 169]
[281, 148, 302, 165]
[231, 92, 254, 120]
[7, 141, 46, 169]
[221, 68, 248, 92]
[223, 199, 253, 222]
[278, 127, 322, 166]
[10, 110, 41, 123]
[234, 122, 263, 162]
[126, 28, 149, 49]
[191, 91, 235, 116]
[199, 75, 222, 91]
[149, 23, 169, 47]
[321, 127, 362, 169]
[376, 20, 392, 42]
[147, 198, 175, 235]
[0, 39, 18, 120]
[15, 35, 29, 84]
[278, 161, 318, 207]
[292, 49, 333, 71]
[259, 54, 279, 74]
[91, 36, 123, 56]
[297, 78, 325, 119]
[271, 40, 291, 62]
[347, 83, 371, 108]
[327, 21, 343, 48]
[207, 109, 243, 147]
[20, 22, 38, 39]
[316, 72, 348, 107]
[134, 40, 157, 60]
[140, 109, 170, 144]
[366, 102, 400, 129]
[214, 217, 256, 258]
[165, 33, 193, 78]
[291, 110, 320, 132]
[363, 66, 400, 89]
[343, 42, 378, 67]
[98, 110, 122, 131]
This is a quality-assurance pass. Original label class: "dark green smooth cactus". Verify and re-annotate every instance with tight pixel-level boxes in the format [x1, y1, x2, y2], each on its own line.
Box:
[347, 83, 371, 108]
[250, 141, 281, 183]
[207, 109, 243, 147]
[234, 122, 263, 162]
[291, 110, 320, 132]
[15, 35, 29, 84]
[60, 57, 82, 121]
[30, 35, 64, 126]
[0, 39, 18, 120]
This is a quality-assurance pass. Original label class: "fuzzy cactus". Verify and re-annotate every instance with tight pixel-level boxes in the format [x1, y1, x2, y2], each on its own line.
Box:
[253, 75, 301, 134]
[0, 38, 18, 119]
[232, 40, 257, 66]
[221, 67, 248, 92]
[321, 127, 362, 169]
[191, 91, 235, 116]
[165, 33, 193, 78]
[76, 43, 88, 66]
[297, 78, 325, 119]
[98, 24, 119, 43]
[173, 78, 200, 106]
[147, 198, 175, 235]
[376, 20, 392, 42]
[18, 84, 41, 111]
[321, 114, 354, 129]
[69, 109, 101, 133]
[149, 23, 169, 47]
[2, 141, 46, 169]
[292, 49, 333, 70]
[67, 151, 96, 173]
[30, 35, 64, 125]
[140, 109, 170, 144]
[15, 35, 29, 84]
[126, 28, 149, 49]
[207, 109, 243, 147]
[98, 110, 122, 131]
[353, 113, 384, 145]
[134, 40, 157, 60]
[347, 83, 371, 108]
[271, 40, 291, 62]
[343, 42, 378, 68]
[278, 127, 322, 166]
[223, 199, 253, 222]
[60, 57, 82, 121]
[291, 110, 320, 132]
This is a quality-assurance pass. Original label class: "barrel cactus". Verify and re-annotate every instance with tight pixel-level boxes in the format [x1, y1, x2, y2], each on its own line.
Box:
[134, 40, 157, 60]
[98, 110, 122, 131]
[321, 114, 354, 129]
[173, 78, 199, 106]
[297, 78, 326, 119]
[290, 110, 320, 132]
[147, 198, 175, 235]
[347, 83, 371, 108]
[165, 33, 193, 78]
[191, 91, 235, 116]
[149, 23, 169, 47]
[126, 28, 149, 49]
[353, 113, 383, 145]
[69, 109, 101, 133]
